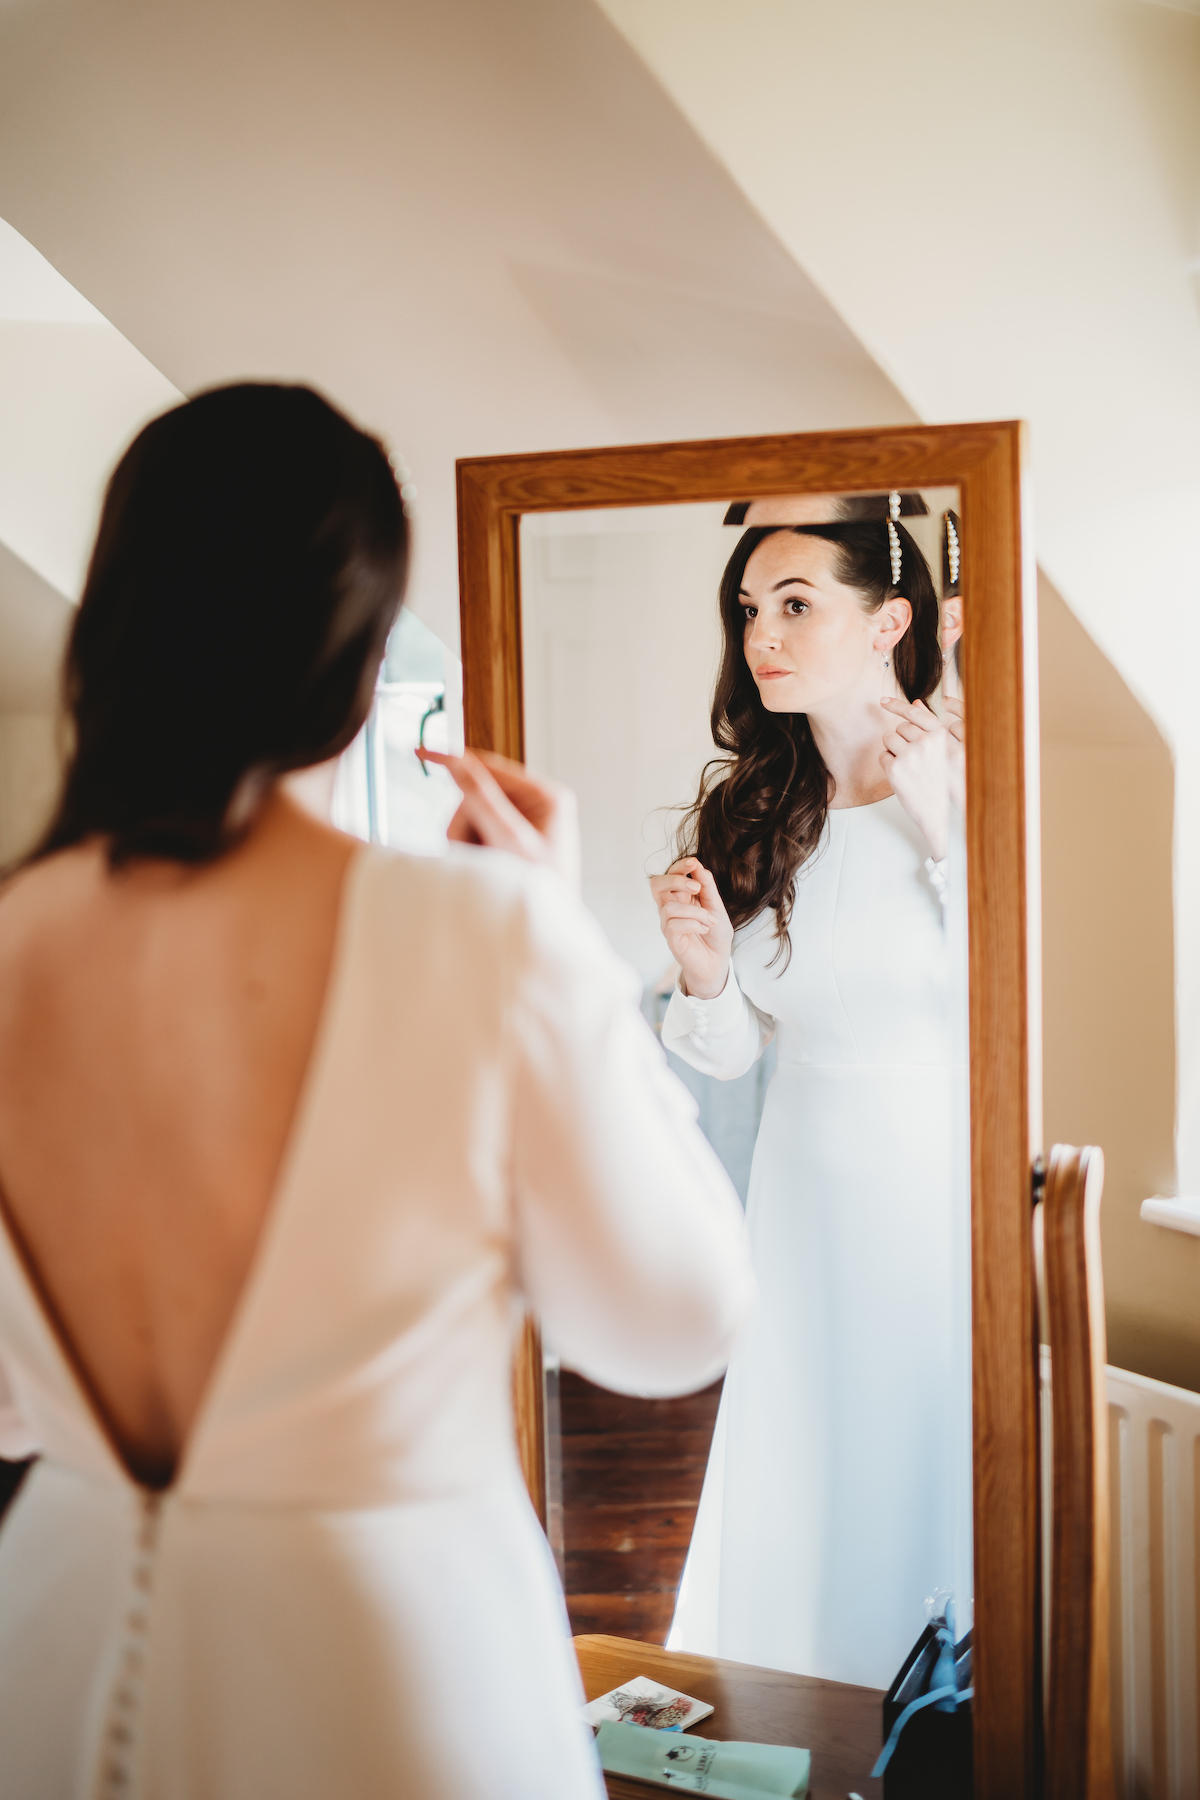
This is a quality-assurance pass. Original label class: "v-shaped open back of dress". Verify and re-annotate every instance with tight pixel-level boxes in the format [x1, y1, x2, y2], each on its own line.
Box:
[0, 845, 753, 1800]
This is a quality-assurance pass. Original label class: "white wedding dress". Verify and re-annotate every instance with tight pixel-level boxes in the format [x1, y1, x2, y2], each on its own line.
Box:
[0, 845, 752, 1800]
[664, 796, 964, 1689]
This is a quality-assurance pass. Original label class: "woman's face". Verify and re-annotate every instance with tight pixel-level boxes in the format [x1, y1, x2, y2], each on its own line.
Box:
[739, 532, 904, 715]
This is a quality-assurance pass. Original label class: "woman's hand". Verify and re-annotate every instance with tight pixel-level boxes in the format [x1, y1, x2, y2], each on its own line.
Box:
[419, 748, 581, 891]
[879, 696, 951, 863]
[649, 857, 734, 1001]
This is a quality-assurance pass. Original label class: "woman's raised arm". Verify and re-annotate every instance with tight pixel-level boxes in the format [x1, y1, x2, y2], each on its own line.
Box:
[509, 869, 754, 1397]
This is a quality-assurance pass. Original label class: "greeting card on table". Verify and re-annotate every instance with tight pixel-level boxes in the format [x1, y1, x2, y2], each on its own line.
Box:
[583, 1675, 714, 1733]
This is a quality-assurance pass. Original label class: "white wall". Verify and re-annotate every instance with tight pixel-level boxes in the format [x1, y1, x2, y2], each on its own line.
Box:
[0, 539, 73, 862]
[521, 505, 728, 980]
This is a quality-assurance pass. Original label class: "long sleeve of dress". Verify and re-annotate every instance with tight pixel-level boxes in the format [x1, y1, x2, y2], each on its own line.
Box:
[509, 868, 755, 1398]
[660, 965, 775, 1081]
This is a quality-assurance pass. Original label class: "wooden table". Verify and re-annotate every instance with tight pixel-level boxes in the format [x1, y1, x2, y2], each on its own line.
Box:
[575, 1635, 884, 1799]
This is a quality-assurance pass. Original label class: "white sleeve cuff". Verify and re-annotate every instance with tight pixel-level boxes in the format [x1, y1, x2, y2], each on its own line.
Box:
[675, 965, 744, 1041]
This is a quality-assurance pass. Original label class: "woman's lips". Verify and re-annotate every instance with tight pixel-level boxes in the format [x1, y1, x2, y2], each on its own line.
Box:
[755, 667, 792, 680]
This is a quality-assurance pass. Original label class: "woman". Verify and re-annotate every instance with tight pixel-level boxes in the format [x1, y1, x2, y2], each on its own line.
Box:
[0, 383, 753, 1799]
[653, 520, 963, 1688]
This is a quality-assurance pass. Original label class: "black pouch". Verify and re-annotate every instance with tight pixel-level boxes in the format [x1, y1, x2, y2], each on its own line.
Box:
[875, 1613, 973, 1799]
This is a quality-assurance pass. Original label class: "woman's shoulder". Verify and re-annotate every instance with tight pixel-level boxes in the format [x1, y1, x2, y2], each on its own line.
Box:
[358, 842, 618, 977]
[360, 839, 563, 917]
[0, 844, 104, 976]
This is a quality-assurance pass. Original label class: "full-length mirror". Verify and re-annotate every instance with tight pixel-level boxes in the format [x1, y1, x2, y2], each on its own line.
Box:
[520, 488, 972, 1696]
[457, 424, 1039, 1798]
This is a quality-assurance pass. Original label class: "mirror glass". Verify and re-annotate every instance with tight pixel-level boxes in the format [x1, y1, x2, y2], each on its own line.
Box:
[520, 487, 973, 1698]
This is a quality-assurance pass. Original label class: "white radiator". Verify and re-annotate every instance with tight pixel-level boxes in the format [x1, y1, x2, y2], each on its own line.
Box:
[1104, 1364, 1200, 1797]
[1040, 1353, 1200, 1797]
[1108, 1360, 1200, 1800]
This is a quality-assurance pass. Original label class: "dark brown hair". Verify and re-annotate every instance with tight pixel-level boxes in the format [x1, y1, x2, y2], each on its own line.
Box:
[28, 382, 407, 869]
[722, 491, 929, 526]
[680, 521, 942, 957]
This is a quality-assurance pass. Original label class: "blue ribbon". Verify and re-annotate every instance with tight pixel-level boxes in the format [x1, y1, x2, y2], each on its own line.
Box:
[871, 1681, 974, 1778]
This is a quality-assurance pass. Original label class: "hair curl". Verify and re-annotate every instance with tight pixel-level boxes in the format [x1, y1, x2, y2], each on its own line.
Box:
[679, 521, 942, 958]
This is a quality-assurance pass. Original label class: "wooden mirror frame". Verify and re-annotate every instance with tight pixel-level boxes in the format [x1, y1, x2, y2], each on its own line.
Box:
[456, 422, 1041, 1800]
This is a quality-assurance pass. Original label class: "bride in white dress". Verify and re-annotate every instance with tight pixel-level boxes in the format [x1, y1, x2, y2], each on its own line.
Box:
[654, 514, 965, 1688]
[0, 384, 753, 1799]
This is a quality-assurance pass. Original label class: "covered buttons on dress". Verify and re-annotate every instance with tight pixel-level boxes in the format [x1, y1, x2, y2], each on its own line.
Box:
[94, 1491, 162, 1800]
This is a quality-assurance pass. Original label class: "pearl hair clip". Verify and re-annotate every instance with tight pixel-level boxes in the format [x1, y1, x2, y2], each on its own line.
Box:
[387, 446, 418, 518]
[945, 513, 961, 586]
[887, 491, 903, 587]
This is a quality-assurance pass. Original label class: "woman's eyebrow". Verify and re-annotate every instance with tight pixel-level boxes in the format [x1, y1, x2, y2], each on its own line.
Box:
[737, 576, 818, 596]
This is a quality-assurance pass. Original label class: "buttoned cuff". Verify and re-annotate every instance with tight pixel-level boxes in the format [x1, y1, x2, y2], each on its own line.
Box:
[676, 966, 743, 1042]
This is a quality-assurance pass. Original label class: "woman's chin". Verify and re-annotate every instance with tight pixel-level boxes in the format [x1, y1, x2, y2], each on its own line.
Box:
[756, 684, 804, 714]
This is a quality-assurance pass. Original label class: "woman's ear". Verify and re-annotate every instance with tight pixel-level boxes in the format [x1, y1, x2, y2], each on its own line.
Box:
[940, 597, 964, 652]
[874, 597, 913, 650]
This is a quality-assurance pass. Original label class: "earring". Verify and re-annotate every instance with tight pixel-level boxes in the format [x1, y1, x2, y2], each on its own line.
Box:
[881, 652, 890, 671]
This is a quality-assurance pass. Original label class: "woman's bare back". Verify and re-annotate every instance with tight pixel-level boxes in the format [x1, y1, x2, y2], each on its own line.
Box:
[0, 792, 358, 1487]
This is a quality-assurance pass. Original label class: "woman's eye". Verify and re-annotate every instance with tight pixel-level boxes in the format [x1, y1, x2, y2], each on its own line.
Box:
[785, 599, 808, 616]
[742, 606, 757, 621]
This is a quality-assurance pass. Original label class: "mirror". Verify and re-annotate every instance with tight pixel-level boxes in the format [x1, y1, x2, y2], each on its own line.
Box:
[520, 486, 972, 1697]
[456, 423, 1039, 1794]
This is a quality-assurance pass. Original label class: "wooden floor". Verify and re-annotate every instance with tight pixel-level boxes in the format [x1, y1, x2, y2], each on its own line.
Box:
[559, 1370, 721, 1644]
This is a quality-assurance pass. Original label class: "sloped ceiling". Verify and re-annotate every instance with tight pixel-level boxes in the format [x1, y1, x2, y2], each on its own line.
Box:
[0, 0, 909, 645]
[595, 0, 1200, 736]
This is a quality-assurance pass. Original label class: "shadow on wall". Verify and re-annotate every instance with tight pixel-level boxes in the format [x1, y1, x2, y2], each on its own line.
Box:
[0, 540, 70, 865]
[1038, 573, 1196, 1390]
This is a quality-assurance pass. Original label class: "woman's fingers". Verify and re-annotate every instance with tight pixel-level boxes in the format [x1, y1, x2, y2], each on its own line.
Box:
[469, 749, 569, 829]
[690, 863, 732, 921]
[445, 802, 482, 845]
[659, 901, 711, 929]
[421, 746, 567, 829]
[438, 755, 543, 856]
[420, 746, 580, 886]
[880, 695, 920, 722]
[651, 859, 715, 920]
[881, 696, 937, 732]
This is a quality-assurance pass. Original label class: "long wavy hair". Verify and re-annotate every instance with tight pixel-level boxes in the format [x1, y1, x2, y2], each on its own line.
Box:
[679, 521, 942, 958]
[26, 382, 407, 870]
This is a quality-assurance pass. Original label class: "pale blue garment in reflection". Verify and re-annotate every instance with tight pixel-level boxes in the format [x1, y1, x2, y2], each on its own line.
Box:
[642, 990, 777, 1207]
[664, 795, 969, 1689]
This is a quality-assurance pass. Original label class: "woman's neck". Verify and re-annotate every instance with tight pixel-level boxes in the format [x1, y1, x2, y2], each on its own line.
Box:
[807, 677, 901, 810]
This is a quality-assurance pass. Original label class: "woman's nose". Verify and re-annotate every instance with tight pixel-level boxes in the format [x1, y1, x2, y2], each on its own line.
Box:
[748, 618, 780, 650]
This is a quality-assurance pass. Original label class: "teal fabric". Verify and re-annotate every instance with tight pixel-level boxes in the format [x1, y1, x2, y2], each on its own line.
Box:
[595, 1721, 810, 1797]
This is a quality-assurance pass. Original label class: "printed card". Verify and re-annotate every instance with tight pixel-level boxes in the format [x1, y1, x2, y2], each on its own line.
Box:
[583, 1675, 714, 1733]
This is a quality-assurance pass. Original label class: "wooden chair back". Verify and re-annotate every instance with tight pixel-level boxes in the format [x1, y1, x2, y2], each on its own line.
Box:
[1041, 1143, 1115, 1800]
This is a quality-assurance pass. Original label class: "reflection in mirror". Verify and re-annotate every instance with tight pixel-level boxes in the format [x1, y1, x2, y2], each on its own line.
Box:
[520, 488, 971, 1697]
